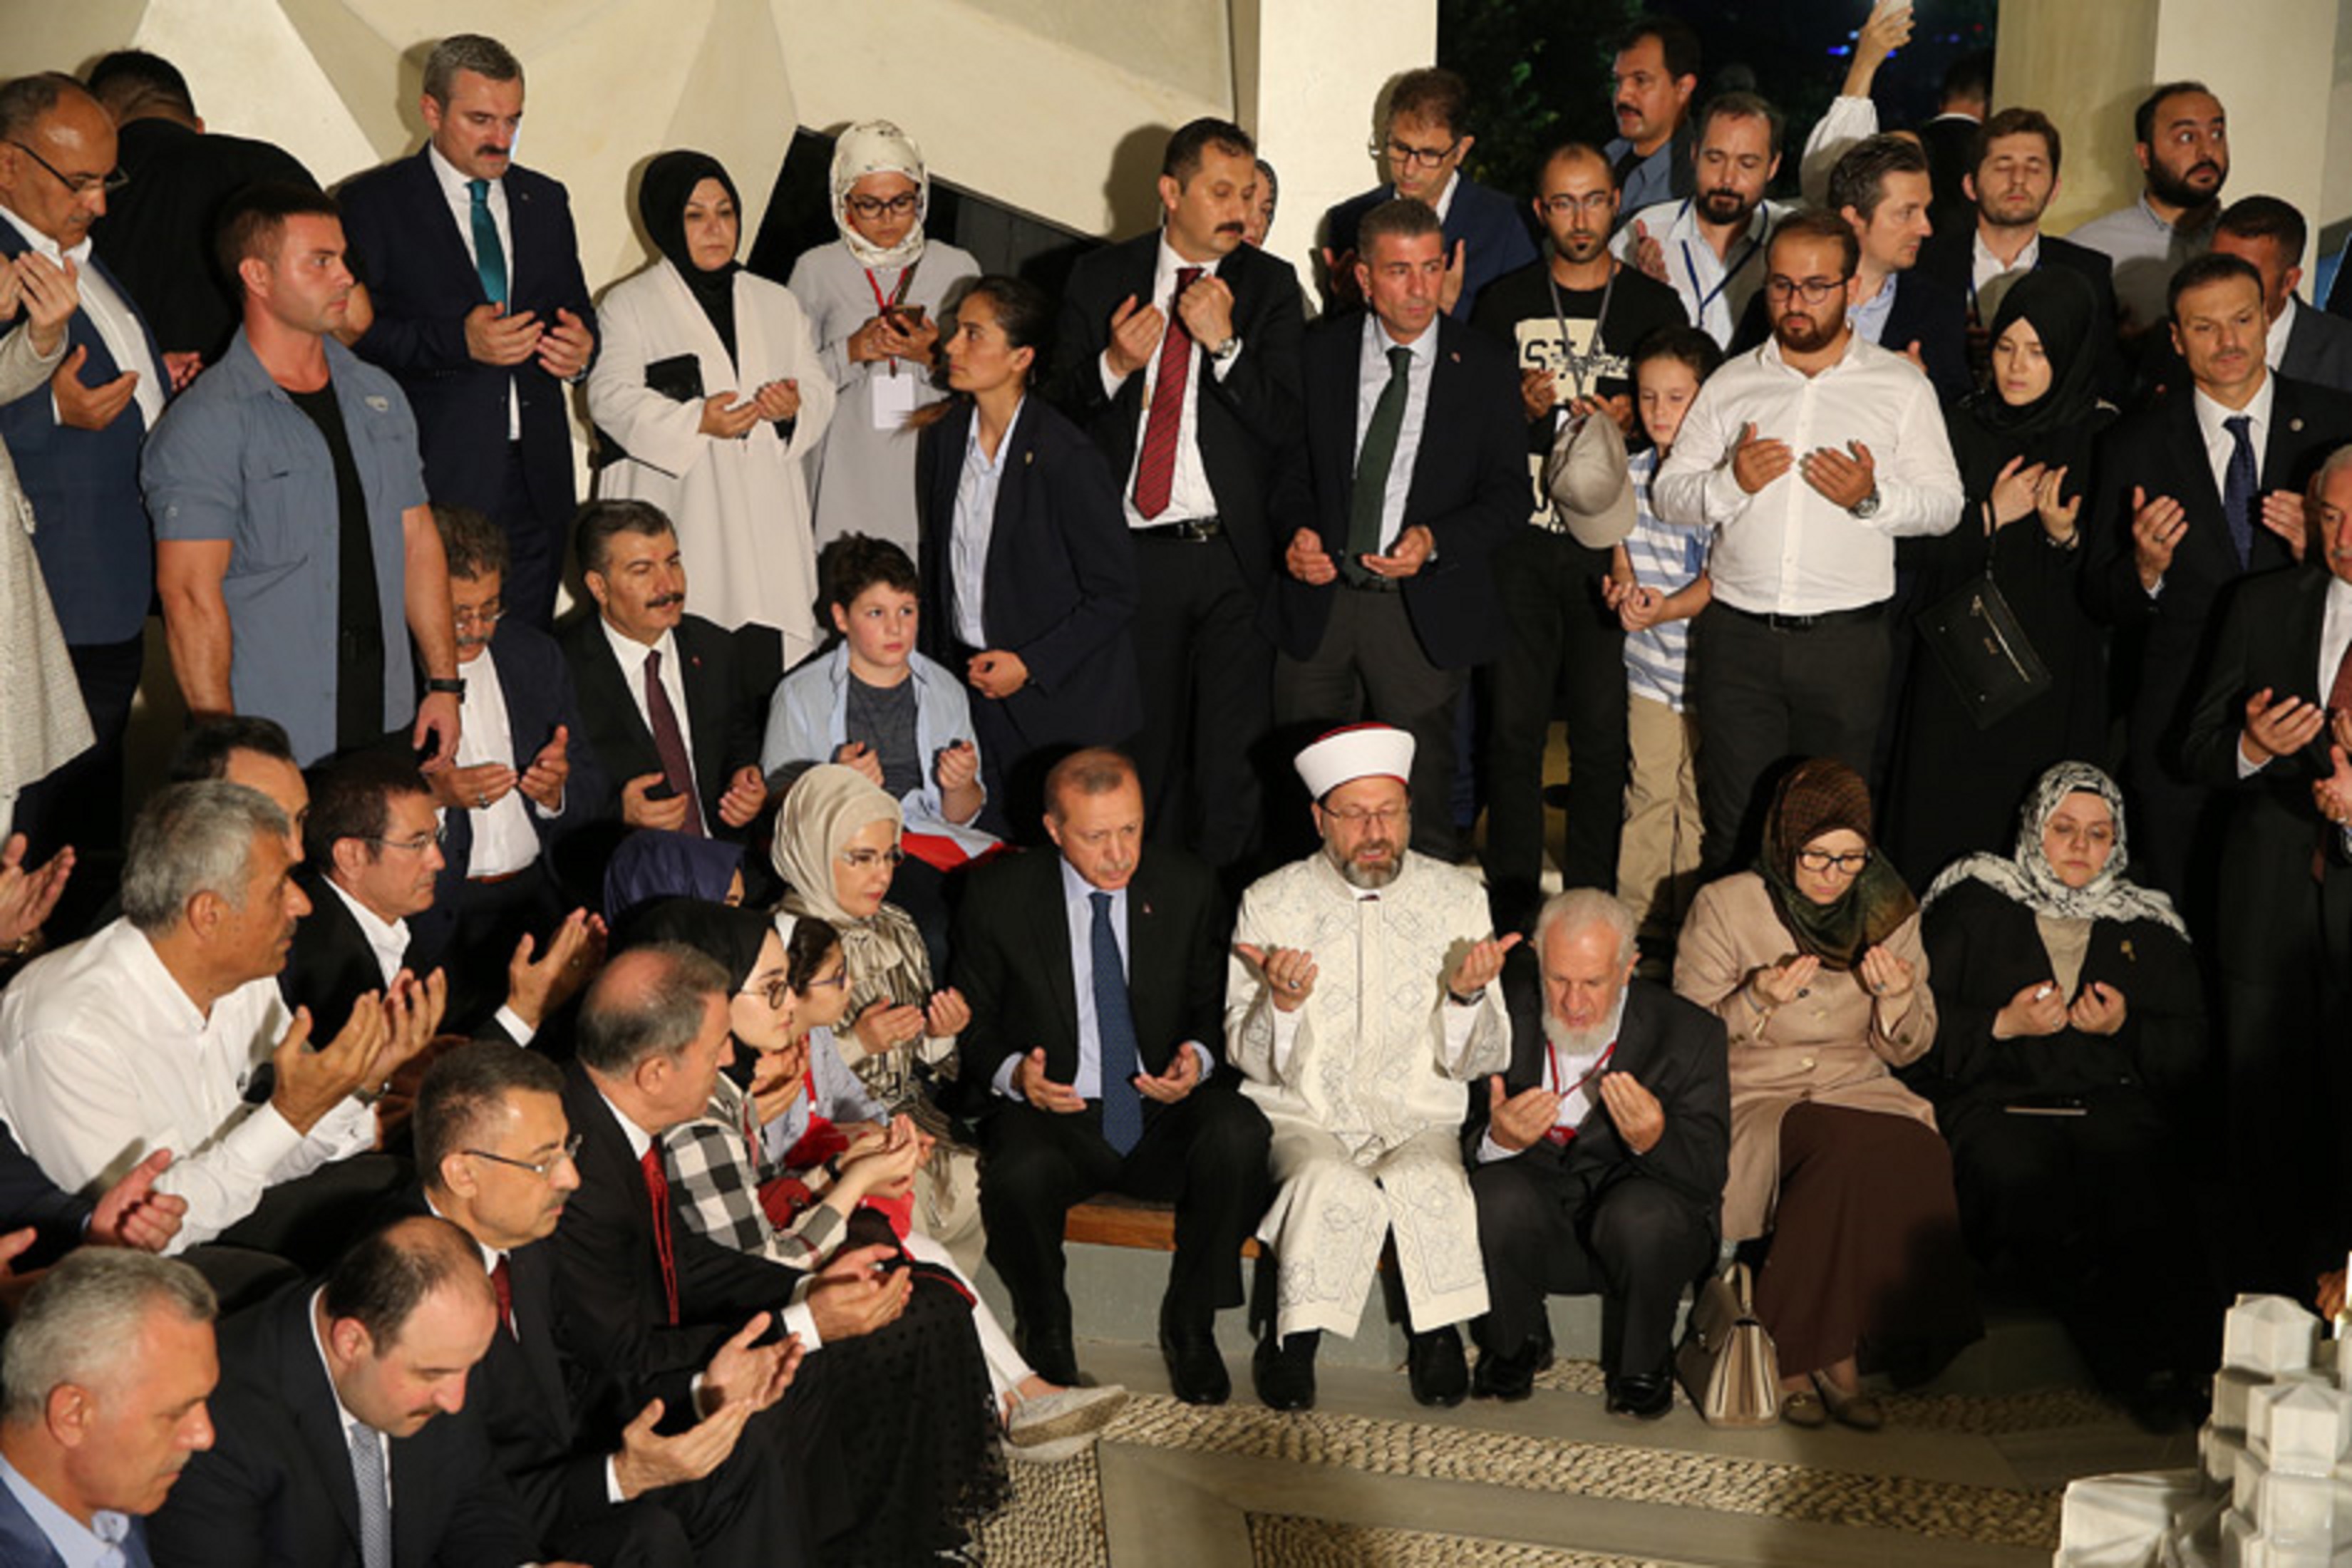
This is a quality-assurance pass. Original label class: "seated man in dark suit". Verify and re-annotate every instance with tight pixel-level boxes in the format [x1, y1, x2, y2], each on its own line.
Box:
[148, 1216, 537, 1568]
[559, 500, 767, 852]
[416, 1041, 796, 1567]
[0, 1130, 184, 1294]
[0, 1251, 218, 1567]
[954, 748, 1269, 1403]
[2212, 197, 2352, 396]
[1467, 889, 1728, 1418]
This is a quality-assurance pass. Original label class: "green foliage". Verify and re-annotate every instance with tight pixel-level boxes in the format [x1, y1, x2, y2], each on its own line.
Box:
[1441, 0, 1642, 205]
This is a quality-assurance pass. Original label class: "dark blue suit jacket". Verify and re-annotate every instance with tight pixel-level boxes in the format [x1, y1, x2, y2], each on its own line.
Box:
[0, 230, 163, 645]
[336, 151, 594, 526]
[1321, 176, 1538, 321]
[0, 1464, 153, 1567]
[0, 1116, 94, 1266]
[1270, 312, 1524, 671]
[916, 398, 1145, 747]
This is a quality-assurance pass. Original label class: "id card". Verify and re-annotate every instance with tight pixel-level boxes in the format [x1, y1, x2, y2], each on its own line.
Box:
[870, 368, 920, 431]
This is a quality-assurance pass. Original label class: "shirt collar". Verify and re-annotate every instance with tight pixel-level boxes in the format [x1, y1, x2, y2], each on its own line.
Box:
[1058, 854, 1126, 914]
[1971, 227, 2039, 277]
[428, 142, 493, 201]
[305, 1286, 382, 1441]
[962, 395, 1024, 474]
[325, 878, 410, 981]
[599, 615, 679, 678]
[0, 203, 88, 267]
[1758, 328, 1862, 378]
[1363, 311, 1438, 366]
[597, 1085, 656, 1161]
[0, 1452, 130, 1568]
[2193, 368, 2275, 442]
[423, 1192, 507, 1278]
[1154, 230, 1222, 286]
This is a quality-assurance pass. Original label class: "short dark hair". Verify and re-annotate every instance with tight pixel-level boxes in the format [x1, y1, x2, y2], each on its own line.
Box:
[1695, 91, 1784, 157]
[1044, 748, 1140, 820]
[86, 49, 195, 120]
[821, 532, 919, 612]
[415, 1042, 564, 1190]
[2167, 251, 2264, 321]
[781, 913, 840, 994]
[1631, 324, 1724, 383]
[423, 35, 522, 105]
[2135, 81, 2214, 148]
[962, 276, 1053, 376]
[1971, 106, 2062, 179]
[302, 749, 431, 870]
[1386, 67, 1471, 141]
[433, 502, 510, 581]
[1827, 134, 1931, 222]
[215, 182, 342, 289]
[166, 716, 294, 785]
[1770, 209, 1861, 282]
[2217, 195, 2308, 269]
[576, 944, 728, 1077]
[1539, 141, 1616, 191]
[575, 498, 676, 578]
[321, 1217, 486, 1354]
[1357, 196, 1442, 255]
[1163, 117, 1254, 186]
[1257, 158, 1279, 200]
[0, 73, 93, 143]
[1613, 16, 1702, 84]
[1940, 48, 1993, 109]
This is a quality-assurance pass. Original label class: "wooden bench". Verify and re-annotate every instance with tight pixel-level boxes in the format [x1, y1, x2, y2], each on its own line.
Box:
[1063, 1192, 1261, 1257]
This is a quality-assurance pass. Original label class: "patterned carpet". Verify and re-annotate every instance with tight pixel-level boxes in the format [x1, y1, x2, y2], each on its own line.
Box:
[972, 1366, 2125, 1567]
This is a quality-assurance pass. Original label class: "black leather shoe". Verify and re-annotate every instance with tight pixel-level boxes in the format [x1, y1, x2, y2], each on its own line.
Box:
[1020, 1326, 1080, 1390]
[1471, 1338, 1544, 1402]
[1158, 1319, 1232, 1405]
[1407, 1326, 1469, 1408]
[1604, 1366, 1676, 1420]
[1253, 1329, 1319, 1411]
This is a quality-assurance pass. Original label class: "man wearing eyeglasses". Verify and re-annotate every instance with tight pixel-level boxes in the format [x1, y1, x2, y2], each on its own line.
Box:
[1653, 210, 1963, 873]
[0, 73, 171, 872]
[1317, 67, 1535, 321]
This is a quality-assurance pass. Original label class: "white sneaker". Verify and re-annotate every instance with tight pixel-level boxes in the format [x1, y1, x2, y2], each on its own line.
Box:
[1004, 1383, 1130, 1450]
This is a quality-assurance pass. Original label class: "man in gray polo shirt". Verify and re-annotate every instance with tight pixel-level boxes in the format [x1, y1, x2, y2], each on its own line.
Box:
[145, 182, 462, 768]
[2068, 81, 2228, 341]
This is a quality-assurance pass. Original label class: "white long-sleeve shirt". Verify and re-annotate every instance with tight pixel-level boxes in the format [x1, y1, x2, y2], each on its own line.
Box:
[0, 919, 378, 1252]
[1652, 332, 1964, 616]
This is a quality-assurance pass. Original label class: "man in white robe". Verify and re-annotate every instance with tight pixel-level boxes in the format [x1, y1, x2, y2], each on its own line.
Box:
[1228, 724, 1516, 1410]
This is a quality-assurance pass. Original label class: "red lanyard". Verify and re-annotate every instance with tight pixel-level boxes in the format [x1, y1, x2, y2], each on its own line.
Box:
[864, 266, 914, 314]
[1544, 1036, 1617, 1109]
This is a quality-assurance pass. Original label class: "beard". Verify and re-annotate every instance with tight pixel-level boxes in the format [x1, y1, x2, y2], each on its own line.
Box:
[1326, 836, 1401, 889]
[1773, 304, 1845, 353]
[2146, 155, 2224, 211]
[1542, 1012, 1613, 1061]
[1555, 227, 1608, 264]
[1696, 185, 1756, 227]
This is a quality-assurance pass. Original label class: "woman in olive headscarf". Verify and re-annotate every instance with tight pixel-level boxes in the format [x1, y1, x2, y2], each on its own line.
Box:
[587, 149, 834, 654]
[1675, 759, 1979, 1430]
[1886, 267, 2116, 884]
[789, 120, 981, 558]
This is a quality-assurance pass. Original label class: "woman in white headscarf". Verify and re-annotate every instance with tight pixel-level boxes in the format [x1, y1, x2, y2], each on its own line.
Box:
[588, 150, 835, 655]
[789, 121, 981, 558]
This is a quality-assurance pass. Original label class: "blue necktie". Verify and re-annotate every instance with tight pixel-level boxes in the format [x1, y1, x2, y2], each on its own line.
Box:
[468, 178, 507, 306]
[1090, 891, 1143, 1155]
[2222, 413, 2257, 568]
[348, 1420, 391, 1568]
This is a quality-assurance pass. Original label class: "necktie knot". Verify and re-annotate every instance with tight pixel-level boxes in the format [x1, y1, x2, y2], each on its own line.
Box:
[468, 177, 490, 206]
[1387, 345, 1413, 378]
[2226, 413, 2252, 439]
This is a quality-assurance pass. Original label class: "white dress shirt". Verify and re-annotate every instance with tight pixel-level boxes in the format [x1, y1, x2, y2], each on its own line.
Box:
[2192, 371, 2274, 510]
[1354, 314, 1438, 555]
[427, 144, 522, 439]
[327, 879, 411, 988]
[1475, 991, 1629, 1165]
[0, 919, 377, 1252]
[1102, 234, 1239, 527]
[2266, 296, 2300, 371]
[1653, 332, 1965, 616]
[0, 203, 165, 431]
[599, 617, 700, 803]
[1611, 197, 1793, 348]
[0, 1450, 134, 1568]
[1970, 228, 2043, 324]
[455, 646, 547, 878]
[950, 397, 1022, 648]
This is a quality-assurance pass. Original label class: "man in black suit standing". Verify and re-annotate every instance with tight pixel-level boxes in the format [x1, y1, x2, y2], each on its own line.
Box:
[2212, 197, 2352, 396]
[337, 34, 595, 629]
[559, 501, 767, 848]
[1048, 120, 1302, 876]
[2083, 254, 2352, 908]
[1820, 135, 1969, 399]
[954, 749, 1269, 1403]
[148, 1216, 540, 1568]
[1467, 889, 1727, 1418]
[1272, 197, 1523, 860]
[2179, 445, 2352, 1294]
[415, 1042, 798, 1567]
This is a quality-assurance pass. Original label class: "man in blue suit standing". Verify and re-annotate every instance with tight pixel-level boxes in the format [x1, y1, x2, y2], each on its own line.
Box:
[338, 34, 596, 631]
[1318, 68, 1537, 324]
[0, 74, 172, 865]
[0, 1251, 220, 1568]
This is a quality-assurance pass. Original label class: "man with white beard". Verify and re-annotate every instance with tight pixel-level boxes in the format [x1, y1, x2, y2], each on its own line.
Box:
[1463, 889, 1728, 1419]
[1227, 724, 1515, 1411]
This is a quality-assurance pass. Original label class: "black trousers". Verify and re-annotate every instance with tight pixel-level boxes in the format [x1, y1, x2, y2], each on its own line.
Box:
[1130, 534, 1272, 874]
[1470, 1154, 1713, 1378]
[495, 440, 564, 632]
[1272, 587, 1463, 860]
[1691, 604, 1888, 875]
[979, 1080, 1270, 1334]
[1484, 528, 1629, 932]
[14, 631, 145, 863]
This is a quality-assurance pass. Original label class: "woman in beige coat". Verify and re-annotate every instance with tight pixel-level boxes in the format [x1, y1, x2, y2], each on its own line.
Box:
[1675, 759, 1979, 1430]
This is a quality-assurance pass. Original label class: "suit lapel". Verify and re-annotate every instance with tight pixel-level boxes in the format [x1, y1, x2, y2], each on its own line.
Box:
[1030, 855, 1081, 1048]
[1403, 324, 1457, 520]
[675, 620, 729, 800]
[509, 1243, 575, 1425]
[404, 149, 483, 292]
[279, 1292, 367, 1557]
[984, 408, 1038, 616]
[1312, 324, 1361, 547]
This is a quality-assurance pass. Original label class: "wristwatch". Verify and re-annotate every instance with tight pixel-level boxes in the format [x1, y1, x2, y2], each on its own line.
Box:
[1209, 334, 1242, 364]
[1848, 488, 1882, 521]
[425, 676, 467, 698]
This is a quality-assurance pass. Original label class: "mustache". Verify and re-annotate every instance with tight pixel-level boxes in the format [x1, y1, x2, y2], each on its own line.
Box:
[1217, 221, 1245, 235]
[645, 592, 684, 609]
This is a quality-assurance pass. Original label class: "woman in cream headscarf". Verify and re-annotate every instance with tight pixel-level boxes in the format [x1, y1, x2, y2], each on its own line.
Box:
[788, 120, 981, 557]
[770, 762, 984, 1248]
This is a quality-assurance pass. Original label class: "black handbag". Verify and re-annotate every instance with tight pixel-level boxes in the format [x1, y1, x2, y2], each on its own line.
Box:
[1914, 530, 2051, 729]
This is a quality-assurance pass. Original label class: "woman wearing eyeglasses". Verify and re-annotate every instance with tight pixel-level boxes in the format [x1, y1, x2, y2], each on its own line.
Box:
[1914, 762, 2212, 1423]
[1673, 758, 1979, 1430]
[587, 149, 835, 659]
[788, 120, 980, 560]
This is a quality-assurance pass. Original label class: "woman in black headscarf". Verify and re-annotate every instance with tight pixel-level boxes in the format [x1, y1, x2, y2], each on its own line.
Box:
[1886, 267, 2118, 885]
[587, 150, 835, 654]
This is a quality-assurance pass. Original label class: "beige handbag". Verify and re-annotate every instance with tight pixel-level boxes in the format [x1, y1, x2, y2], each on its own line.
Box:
[1675, 1262, 1782, 1426]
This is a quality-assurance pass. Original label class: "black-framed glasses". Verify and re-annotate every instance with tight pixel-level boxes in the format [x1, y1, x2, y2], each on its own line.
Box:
[453, 601, 505, 632]
[463, 1134, 582, 1179]
[1764, 275, 1846, 305]
[741, 974, 793, 1010]
[846, 193, 918, 219]
[1373, 136, 1461, 170]
[362, 825, 448, 854]
[8, 140, 127, 197]
[1794, 849, 1871, 875]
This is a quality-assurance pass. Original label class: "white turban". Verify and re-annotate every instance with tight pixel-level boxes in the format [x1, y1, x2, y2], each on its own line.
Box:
[1295, 723, 1415, 801]
[830, 119, 929, 269]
